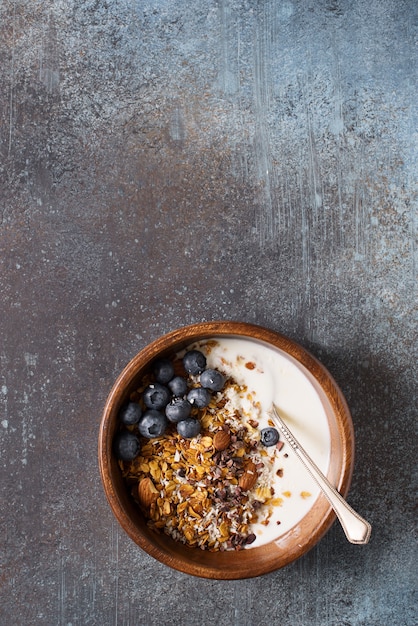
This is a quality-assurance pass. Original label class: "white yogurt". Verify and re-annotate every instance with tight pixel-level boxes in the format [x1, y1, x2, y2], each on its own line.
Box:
[194, 337, 331, 546]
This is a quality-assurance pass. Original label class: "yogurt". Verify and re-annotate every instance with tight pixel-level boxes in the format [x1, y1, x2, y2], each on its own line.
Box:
[192, 337, 331, 546]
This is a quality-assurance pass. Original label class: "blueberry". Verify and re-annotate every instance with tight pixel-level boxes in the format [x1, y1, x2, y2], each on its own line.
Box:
[187, 387, 211, 408]
[260, 427, 280, 447]
[143, 383, 171, 410]
[113, 431, 140, 460]
[200, 368, 225, 392]
[168, 375, 188, 397]
[183, 350, 207, 375]
[153, 358, 174, 384]
[165, 398, 192, 423]
[119, 402, 142, 425]
[177, 418, 201, 438]
[138, 410, 168, 438]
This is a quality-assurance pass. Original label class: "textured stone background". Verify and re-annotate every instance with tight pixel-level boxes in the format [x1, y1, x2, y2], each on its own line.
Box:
[0, 0, 416, 624]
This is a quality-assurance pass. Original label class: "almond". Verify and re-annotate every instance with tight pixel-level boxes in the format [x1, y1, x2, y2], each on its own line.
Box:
[138, 477, 159, 508]
[213, 430, 231, 451]
[238, 460, 258, 491]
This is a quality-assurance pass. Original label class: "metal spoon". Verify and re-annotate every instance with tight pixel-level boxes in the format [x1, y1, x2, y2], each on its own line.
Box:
[271, 405, 372, 545]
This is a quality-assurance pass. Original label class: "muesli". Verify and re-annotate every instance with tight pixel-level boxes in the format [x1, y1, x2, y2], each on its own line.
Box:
[116, 341, 285, 551]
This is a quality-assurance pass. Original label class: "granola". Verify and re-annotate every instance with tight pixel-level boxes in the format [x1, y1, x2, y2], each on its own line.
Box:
[119, 373, 284, 551]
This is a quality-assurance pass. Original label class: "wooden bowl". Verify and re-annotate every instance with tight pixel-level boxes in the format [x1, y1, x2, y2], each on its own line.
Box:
[98, 321, 354, 579]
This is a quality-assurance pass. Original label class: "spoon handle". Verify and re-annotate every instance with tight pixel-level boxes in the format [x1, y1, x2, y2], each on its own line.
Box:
[271, 405, 371, 545]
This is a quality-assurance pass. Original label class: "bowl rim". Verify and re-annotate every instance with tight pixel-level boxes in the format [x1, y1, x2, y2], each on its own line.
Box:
[98, 321, 354, 579]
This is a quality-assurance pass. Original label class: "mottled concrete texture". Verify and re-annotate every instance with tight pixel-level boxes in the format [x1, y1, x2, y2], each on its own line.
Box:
[0, 0, 416, 624]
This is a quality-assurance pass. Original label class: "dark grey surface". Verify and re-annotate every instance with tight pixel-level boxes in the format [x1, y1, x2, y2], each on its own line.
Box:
[1, 1, 416, 624]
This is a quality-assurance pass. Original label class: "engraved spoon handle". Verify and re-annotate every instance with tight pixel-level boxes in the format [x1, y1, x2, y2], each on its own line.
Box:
[271, 405, 371, 545]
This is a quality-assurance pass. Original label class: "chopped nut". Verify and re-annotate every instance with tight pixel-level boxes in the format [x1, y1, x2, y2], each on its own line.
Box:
[213, 430, 231, 451]
[138, 477, 159, 508]
[238, 460, 258, 491]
